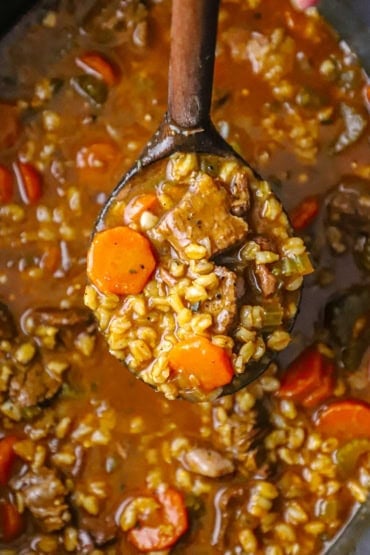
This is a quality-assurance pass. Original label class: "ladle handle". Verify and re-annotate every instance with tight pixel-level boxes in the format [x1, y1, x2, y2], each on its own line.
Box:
[168, 0, 220, 129]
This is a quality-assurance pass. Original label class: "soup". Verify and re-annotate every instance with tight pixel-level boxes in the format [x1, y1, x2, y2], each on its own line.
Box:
[0, 0, 369, 553]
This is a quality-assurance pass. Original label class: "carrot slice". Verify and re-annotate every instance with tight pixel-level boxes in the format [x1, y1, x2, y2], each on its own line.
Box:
[364, 83, 370, 105]
[279, 347, 322, 399]
[0, 436, 18, 486]
[0, 165, 13, 204]
[278, 346, 335, 408]
[289, 196, 319, 231]
[124, 194, 160, 224]
[87, 226, 156, 295]
[168, 336, 234, 392]
[40, 244, 61, 274]
[128, 488, 188, 552]
[315, 400, 370, 440]
[14, 162, 42, 204]
[76, 52, 118, 86]
[302, 371, 334, 408]
[0, 502, 23, 541]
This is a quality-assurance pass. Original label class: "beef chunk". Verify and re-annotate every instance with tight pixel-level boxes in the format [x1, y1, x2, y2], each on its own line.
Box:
[202, 266, 238, 334]
[327, 176, 370, 234]
[255, 264, 277, 297]
[149, 173, 248, 259]
[9, 362, 62, 408]
[326, 176, 370, 257]
[227, 170, 250, 217]
[253, 236, 277, 296]
[0, 301, 17, 340]
[81, 515, 118, 547]
[325, 285, 370, 371]
[25, 307, 94, 329]
[11, 468, 71, 531]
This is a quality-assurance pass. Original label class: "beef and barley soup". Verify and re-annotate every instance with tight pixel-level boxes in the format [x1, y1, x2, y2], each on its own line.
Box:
[0, 0, 369, 553]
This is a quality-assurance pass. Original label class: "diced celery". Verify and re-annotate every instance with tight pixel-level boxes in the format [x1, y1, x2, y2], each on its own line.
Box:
[280, 253, 314, 277]
[336, 438, 370, 477]
[262, 302, 284, 328]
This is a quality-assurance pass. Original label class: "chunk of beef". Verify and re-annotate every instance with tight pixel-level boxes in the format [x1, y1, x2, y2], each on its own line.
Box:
[327, 176, 370, 234]
[227, 170, 250, 217]
[0, 301, 17, 340]
[81, 515, 118, 547]
[23, 306, 97, 352]
[25, 307, 94, 330]
[11, 467, 71, 531]
[253, 236, 277, 296]
[326, 176, 370, 257]
[255, 264, 277, 297]
[325, 285, 370, 371]
[9, 362, 62, 408]
[149, 173, 248, 259]
[182, 447, 235, 478]
[202, 266, 238, 334]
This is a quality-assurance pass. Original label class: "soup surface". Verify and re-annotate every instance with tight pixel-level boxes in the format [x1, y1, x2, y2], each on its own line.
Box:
[0, 0, 369, 553]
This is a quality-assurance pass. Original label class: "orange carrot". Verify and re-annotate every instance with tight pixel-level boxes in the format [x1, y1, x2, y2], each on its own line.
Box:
[0, 436, 18, 486]
[0, 165, 13, 204]
[315, 400, 370, 440]
[365, 83, 370, 105]
[14, 162, 42, 204]
[289, 195, 319, 231]
[40, 244, 61, 274]
[124, 193, 160, 224]
[76, 142, 119, 179]
[279, 347, 323, 398]
[76, 52, 118, 86]
[87, 226, 156, 295]
[0, 502, 23, 541]
[168, 336, 234, 392]
[128, 488, 188, 552]
[302, 372, 334, 409]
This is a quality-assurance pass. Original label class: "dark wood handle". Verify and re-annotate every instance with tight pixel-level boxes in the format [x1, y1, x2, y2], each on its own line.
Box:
[168, 0, 220, 129]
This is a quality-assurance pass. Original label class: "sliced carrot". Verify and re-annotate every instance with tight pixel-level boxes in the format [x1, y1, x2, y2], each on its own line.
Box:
[289, 195, 319, 231]
[0, 165, 13, 204]
[168, 336, 234, 392]
[364, 83, 370, 105]
[124, 194, 160, 224]
[302, 371, 334, 408]
[0, 436, 18, 486]
[14, 162, 42, 204]
[279, 347, 322, 399]
[76, 52, 118, 86]
[0, 502, 23, 542]
[76, 142, 119, 179]
[87, 226, 156, 295]
[278, 346, 334, 408]
[315, 400, 370, 440]
[128, 488, 188, 552]
[40, 244, 61, 274]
